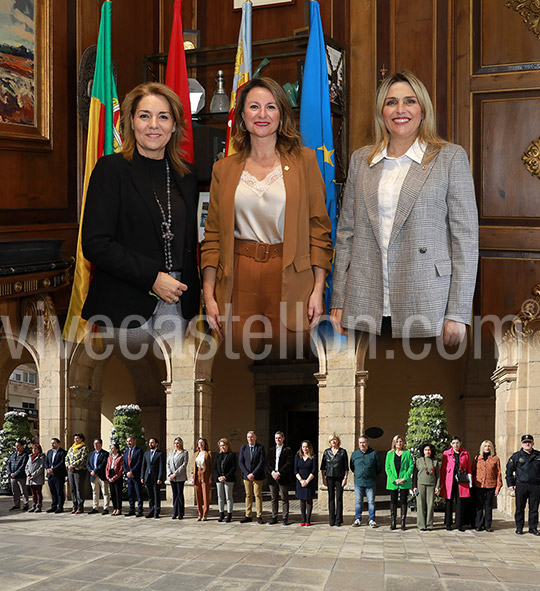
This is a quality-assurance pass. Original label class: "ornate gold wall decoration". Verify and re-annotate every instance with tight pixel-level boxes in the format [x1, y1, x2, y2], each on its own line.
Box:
[505, 0, 540, 40]
[522, 137, 540, 179]
[505, 283, 540, 342]
[21, 294, 58, 340]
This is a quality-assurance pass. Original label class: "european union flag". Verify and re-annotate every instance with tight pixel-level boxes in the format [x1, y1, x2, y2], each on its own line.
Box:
[299, 0, 337, 312]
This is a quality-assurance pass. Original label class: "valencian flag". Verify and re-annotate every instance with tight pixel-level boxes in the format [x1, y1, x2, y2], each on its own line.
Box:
[63, 0, 122, 341]
[225, 0, 252, 156]
[165, 0, 194, 164]
[299, 0, 337, 311]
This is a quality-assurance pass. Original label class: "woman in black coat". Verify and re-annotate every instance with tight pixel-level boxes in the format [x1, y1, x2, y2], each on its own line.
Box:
[81, 82, 200, 345]
[213, 438, 236, 523]
[295, 440, 317, 526]
[320, 433, 349, 527]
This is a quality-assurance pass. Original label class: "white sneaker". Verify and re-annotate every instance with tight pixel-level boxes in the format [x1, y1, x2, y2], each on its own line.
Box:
[369, 519, 377, 527]
[352, 518, 361, 527]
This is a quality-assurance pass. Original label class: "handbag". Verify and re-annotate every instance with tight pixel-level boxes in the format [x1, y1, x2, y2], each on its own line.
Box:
[456, 471, 469, 483]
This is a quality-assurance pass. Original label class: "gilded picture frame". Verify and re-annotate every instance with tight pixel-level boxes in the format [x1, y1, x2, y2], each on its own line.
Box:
[0, 0, 52, 151]
[233, 0, 295, 10]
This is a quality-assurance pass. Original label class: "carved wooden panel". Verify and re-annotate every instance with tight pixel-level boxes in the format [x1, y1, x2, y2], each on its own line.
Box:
[475, 93, 540, 219]
[476, 0, 540, 73]
[480, 257, 540, 323]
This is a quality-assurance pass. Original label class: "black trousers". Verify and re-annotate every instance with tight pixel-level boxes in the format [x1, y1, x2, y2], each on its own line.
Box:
[445, 481, 466, 528]
[47, 475, 65, 509]
[515, 482, 540, 530]
[326, 476, 344, 526]
[475, 487, 495, 529]
[127, 476, 143, 513]
[109, 479, 123, 511]
[171, 480, 185, 518]
[145, 478, 161, 515]
[389, 489, 408, 504]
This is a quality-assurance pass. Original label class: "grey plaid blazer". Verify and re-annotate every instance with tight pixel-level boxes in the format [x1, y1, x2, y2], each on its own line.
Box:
[331, 143, 478, 338]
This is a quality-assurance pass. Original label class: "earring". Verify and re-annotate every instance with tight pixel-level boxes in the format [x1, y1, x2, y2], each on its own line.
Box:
[240, 119, 246, 132]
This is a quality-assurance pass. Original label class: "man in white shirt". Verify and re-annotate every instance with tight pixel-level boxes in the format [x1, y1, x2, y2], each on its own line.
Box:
[265, 431, 293, 525]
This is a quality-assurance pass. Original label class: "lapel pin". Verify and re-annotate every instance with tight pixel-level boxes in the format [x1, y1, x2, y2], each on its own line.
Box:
[422, 165, 427, 170]
[284, 165, 289, 171]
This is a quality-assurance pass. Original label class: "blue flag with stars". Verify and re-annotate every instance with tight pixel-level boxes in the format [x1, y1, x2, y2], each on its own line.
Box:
[299, 0, 337, 311]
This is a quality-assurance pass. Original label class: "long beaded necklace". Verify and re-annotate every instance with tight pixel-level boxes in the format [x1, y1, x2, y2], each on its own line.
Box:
[152, 159, 174, 272]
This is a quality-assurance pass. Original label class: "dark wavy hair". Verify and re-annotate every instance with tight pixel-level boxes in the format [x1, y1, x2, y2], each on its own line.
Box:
[419, 443, 436, 459]
[232, 77, 302, 158]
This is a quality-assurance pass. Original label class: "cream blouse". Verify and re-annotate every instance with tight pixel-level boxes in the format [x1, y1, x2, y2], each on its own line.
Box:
[234, 165, 286, 244]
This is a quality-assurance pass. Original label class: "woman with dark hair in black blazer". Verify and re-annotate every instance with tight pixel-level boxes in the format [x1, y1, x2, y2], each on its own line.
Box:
[213, 438, 236, 523]
[320, 433, 349, 527]
[106, 443, 123, 515]
[81, 82, 200, 344]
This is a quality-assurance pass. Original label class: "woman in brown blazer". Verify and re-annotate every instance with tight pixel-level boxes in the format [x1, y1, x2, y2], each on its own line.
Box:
[472, 440, 502, 532]
[201, 77, 332, 358]
[192, 437, 213, 521]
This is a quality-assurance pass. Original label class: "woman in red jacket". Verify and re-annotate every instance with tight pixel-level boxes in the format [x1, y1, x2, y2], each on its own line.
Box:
[440, 436, 472, 531]
[106, 443, 124, 516]
[472, 440, 502, 532]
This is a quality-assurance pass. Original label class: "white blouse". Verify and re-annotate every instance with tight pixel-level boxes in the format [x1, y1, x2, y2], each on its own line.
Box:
[234, 165, 286, 244]
[370, 139, 426, 316]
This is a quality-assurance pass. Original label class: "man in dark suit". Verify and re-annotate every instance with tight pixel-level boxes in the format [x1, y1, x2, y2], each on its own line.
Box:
[239, 430, 266, 524]
[45, 438, 67, 513]
[141, 438, 166, 519]
[87, 438, 110, 515]
[123, 436, 144, 517]
[266, 431, 293, 525]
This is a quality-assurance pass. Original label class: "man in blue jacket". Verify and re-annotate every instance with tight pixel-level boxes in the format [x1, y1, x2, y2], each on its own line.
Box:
[45, 437, 67, 513]
[350, 435, 382, 527]
[239, 431, 266, 524]
[8, 440, 29, 511]
[87, 438, 110, 515]
[123, 435, 144, 517]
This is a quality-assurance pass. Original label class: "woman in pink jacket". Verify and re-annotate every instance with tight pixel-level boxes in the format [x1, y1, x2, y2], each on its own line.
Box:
[440, 436, 472, 531]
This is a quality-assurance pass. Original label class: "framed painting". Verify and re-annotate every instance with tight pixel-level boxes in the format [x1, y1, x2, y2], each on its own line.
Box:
[0, 0, 52, 151]
[233, 0, 295, 9]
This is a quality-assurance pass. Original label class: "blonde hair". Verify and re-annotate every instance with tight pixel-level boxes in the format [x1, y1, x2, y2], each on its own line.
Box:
[218, 437, 231, 452]
[232, 77, 302, 158]
[479, 439, 495, 455]
[120, 82, 189, 176]
[328, 433, 341, 447]
[173, 437, 184, 450]
[368, 70, 447, 165]
[390, 434, 405, 452]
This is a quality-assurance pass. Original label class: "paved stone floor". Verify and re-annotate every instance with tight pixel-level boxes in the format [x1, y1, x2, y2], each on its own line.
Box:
[1, 496, 540, 591]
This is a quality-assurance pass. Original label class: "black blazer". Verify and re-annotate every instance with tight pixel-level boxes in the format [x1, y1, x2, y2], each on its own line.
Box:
[265, 446, 294, 486]
[45, 448, 67, 479]
[141, 449, 166, 482]
[213, 451, 237, 482]
[86, 449, 110, 482]
[123, 446, 143, 479]
[238, 443, 265, 481]
[82, 150, 201, 327]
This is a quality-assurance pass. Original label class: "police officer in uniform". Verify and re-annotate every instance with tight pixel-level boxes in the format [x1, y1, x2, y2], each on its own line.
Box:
[506, 434, 540, 535]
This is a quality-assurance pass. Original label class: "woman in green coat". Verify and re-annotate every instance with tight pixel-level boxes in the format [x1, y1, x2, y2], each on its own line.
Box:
[385, 435, 413, 530]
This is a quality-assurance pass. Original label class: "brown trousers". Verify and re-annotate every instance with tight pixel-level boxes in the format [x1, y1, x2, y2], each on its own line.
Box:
[194, 467, 211, 517]
[231, 242, 309, 358]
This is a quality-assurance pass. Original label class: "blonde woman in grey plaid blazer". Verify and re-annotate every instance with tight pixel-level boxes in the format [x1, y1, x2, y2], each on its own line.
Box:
[331, 70, 478, 343]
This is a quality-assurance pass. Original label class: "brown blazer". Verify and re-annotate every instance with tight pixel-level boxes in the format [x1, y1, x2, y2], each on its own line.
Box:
[192, 451, 213, 484]
[200, 147, 333, 331]
[472, 454, 502, 493]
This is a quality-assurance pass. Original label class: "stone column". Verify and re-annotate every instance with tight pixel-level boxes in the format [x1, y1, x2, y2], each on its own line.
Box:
[318, 338, 358, 512]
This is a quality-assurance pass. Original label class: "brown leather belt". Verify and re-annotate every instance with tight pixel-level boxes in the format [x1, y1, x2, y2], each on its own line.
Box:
[234, 239, 283, 263]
